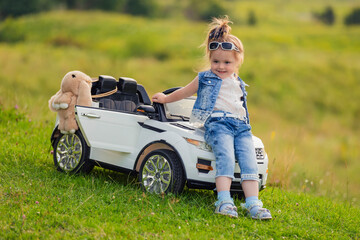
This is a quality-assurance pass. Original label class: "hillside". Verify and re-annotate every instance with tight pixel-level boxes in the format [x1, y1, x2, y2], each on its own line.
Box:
[0, 107, 359, 239]
[0, 2, 359, 206]
[0, 1, 360, 238]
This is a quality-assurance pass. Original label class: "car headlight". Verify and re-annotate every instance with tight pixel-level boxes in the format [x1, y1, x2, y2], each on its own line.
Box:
[185, 138, 212, 152]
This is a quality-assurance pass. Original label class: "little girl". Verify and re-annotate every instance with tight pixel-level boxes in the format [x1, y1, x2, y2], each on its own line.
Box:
[152, 16, 272, 220]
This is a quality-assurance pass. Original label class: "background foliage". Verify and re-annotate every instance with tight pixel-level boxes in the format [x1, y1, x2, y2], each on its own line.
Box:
[1, 0, 359, 204]
[2, 0, 360, 24]
[0, 0, 359, 238]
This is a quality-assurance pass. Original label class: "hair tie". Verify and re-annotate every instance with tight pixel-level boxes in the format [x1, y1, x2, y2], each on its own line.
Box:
[209, 29, 216, 40]
[209, 27, 228, 40]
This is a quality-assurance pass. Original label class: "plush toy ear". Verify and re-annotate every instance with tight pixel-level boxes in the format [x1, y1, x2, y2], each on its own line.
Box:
[76, 80, 92, 107]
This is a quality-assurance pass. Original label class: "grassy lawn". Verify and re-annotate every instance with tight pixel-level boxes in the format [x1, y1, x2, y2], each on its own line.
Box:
[1, 108, 359, 239]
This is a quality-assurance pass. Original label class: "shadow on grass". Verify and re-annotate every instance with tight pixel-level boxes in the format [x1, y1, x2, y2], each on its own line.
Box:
[75, 165, 217, 203]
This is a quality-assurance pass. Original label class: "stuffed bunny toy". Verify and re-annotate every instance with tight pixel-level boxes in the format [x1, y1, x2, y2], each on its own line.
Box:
[49, 71, 92, 134]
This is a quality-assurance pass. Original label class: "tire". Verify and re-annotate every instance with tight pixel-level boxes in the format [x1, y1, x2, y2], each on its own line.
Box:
[138, 149, 185, 195]
[53, 130, 94, 174]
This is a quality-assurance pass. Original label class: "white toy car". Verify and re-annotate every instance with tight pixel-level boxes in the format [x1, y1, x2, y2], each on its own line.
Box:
[50, 75, 269, 196]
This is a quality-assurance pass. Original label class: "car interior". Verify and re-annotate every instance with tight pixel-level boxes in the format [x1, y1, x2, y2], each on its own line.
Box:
[90, 75, 193, 123]
[91, 75, 152, 112]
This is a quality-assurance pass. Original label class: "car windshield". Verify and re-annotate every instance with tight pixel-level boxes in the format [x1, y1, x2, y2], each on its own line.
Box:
[164, 96, 196, 121]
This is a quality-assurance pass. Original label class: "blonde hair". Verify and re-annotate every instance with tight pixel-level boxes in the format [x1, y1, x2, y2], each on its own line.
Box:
[204, 16, 244, 66]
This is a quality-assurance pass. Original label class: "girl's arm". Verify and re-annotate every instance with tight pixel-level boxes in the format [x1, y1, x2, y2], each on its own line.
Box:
[152, 76, 199, 104]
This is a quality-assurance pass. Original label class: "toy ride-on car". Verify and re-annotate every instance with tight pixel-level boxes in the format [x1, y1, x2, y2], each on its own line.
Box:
[50, 75, 269, 196]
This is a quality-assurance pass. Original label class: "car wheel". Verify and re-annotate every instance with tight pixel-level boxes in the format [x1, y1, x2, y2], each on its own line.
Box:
[139, 149, 185, 195]
[53, 130, 94, 174]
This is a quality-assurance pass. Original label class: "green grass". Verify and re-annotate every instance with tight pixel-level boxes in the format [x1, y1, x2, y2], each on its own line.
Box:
[0, 1, 360, 238]
[1, 108, 359, 239]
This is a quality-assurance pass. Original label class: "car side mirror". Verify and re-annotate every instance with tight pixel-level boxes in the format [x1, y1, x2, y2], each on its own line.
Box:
[137, 104, 155, 113]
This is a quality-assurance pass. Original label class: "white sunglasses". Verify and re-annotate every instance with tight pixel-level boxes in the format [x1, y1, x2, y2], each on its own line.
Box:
[209, 41, 240, 52]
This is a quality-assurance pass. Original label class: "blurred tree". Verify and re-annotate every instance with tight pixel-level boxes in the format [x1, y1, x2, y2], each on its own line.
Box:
[0, 0, 232, 20]
[344, 8, 360, 25]
[322, 6, 335, 25]
[185, 0, 227, 21]
[0, 0, 55, 19]
[64, 0, 79, 9]
[247, 10, 257, 26]
[123, 0, 157, 17]
[313, 6, 335, 25]
[97, 0, 126, 12]
[63, 0, 125, 11]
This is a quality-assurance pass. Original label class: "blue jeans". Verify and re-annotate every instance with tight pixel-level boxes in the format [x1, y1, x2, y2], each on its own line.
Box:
[204, 114, 259, 182]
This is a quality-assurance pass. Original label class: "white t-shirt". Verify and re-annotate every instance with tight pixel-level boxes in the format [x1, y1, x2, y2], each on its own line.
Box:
[213, 74, 247, 118]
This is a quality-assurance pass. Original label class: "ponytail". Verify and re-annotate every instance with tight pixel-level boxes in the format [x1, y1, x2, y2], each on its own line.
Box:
[203, 16, 244, 66]
[207, 16, 232, 42]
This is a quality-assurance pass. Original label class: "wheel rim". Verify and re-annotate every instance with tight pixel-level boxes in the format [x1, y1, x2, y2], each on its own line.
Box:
[141, 154, 172, 194]
[56, 134, 83, 172]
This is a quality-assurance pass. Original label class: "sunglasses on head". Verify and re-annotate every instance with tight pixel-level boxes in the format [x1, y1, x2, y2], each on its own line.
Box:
[209, 41, 240, 52]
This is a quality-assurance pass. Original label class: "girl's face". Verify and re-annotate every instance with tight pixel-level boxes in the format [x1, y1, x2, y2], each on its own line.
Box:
[210, 49, 239, 80]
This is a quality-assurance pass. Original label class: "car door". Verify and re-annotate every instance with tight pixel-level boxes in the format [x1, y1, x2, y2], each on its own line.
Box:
[75, 106, 148, 153]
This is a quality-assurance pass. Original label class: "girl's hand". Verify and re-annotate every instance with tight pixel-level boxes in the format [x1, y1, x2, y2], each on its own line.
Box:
[152, 92, 167, 103]
[152, 76, 198, 104]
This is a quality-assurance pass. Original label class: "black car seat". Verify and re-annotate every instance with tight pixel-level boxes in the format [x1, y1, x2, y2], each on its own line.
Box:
[93, 75, 118, 100]
[96, 76, 118, 109]
[114, 77, 139, 112]
[94, 75, 140, 113]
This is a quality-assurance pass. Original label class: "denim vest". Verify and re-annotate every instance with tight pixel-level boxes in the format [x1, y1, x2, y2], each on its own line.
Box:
[190, 70, 250, 127]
